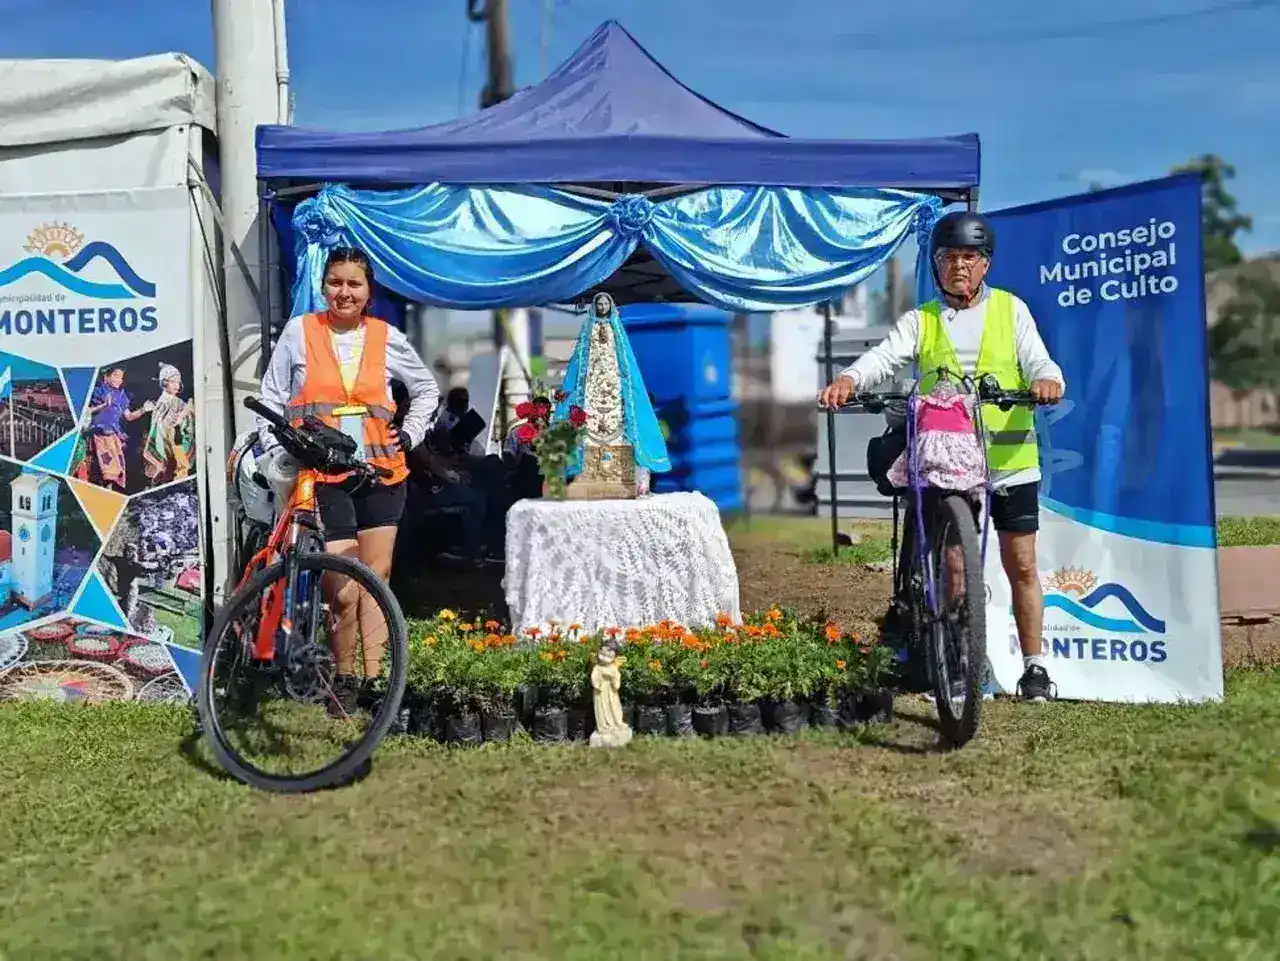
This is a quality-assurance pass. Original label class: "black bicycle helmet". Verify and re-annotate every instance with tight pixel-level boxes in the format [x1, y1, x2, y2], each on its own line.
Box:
[930, 210, 995, 259]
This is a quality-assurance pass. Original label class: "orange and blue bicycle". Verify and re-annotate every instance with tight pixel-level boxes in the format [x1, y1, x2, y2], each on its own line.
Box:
[196, 398, 408, 793]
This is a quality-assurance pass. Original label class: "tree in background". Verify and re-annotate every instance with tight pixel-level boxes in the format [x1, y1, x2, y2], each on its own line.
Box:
[1172, 154, 1253, 272]
[1210, 264, 1280, 392]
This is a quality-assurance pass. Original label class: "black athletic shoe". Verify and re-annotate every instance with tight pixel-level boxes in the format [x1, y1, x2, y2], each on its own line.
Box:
[1015, 664, 1057, 702]
[326, 674, 363, 719]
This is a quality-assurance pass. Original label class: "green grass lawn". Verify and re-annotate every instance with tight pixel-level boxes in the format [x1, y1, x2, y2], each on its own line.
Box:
[2, 669, 1277, 961]
[1218, 516, 1280, 547]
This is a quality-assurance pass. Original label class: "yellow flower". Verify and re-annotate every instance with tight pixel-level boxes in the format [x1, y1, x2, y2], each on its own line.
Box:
[438, 609, 457, 621]
[539, 651, 553, 662]
[648, 659, 662, 671]
[460, 622, 475, 632]
[468, 639, 485, 653]
[836, 659, 846, 671]
[425, 635, 438, 647]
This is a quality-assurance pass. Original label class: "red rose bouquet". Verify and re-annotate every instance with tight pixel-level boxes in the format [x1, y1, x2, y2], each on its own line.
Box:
[512, 387, 588, 499]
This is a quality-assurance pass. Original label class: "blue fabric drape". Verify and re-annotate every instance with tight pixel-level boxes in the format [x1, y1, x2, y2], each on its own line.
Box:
[290, 183, 942, 316]
[555, 306, 671, 477]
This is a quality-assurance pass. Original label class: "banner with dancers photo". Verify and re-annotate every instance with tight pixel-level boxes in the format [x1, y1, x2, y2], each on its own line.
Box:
[985, 174, 1223, 703]
[0, 186, 203, 704]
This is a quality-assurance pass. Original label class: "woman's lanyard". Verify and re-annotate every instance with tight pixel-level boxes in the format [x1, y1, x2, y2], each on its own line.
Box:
[330, 324, 368, 461]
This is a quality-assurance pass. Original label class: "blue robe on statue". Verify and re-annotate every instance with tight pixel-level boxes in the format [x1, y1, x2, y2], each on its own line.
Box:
[556, 306, 671, 478]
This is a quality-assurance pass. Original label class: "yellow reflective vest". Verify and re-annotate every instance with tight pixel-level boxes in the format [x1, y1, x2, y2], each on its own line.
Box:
[916, 288, 1038, 473]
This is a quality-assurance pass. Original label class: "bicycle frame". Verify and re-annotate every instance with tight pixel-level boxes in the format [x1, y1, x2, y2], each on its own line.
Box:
[897, 370, 999, 622]
[247, 470, 323, 662]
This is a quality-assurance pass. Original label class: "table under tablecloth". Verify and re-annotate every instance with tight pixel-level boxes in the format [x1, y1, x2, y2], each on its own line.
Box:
[503, 491, 741, 634]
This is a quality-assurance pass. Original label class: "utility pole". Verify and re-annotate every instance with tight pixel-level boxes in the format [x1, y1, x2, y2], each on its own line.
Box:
[539, 0, 553, 78]
[467, 0, 528, 439]
[211, 0, 286, 601]
[468, 0, 514, 108]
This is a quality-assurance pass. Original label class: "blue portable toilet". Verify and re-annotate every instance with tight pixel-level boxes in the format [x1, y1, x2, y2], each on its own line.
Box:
[621, 304, 742, 511]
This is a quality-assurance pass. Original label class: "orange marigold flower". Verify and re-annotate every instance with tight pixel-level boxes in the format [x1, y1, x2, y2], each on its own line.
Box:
[484, 620, 500, 631]
[745, 625, 763, 638]
[648, 659, 662, 671]
[766, 606, 783, 622]
[501, 634, 517, 646]
[554, 649, 568, 661]
[605, 627, 622, 639]
[539, 651, 553, 662]
[836, 659, 847, 670]
[425, 635, 438, 647]
[824, 623, 841, 642]
[715, 612, 733, 627]
[569, 622, 583, 633]
[762, 623, 781, 638]
[524, 627, 542, 638]
[468, 639, 486, 652]
[484, 633, 501, 645]
[460, 622, 474, 632]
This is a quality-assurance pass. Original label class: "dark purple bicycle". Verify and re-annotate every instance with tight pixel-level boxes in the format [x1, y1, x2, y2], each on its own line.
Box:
[834, 369, 1048, 747]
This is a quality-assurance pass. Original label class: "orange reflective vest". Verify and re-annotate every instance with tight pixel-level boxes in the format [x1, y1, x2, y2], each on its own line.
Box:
[285, 312, 408, 486]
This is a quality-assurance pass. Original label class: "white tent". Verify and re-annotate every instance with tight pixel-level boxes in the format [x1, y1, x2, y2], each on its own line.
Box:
[0, 52, 230, 641]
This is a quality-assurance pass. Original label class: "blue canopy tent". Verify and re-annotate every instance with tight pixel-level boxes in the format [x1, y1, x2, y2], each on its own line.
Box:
[253, 21, 981, 544]
[255, 20, 979, 318]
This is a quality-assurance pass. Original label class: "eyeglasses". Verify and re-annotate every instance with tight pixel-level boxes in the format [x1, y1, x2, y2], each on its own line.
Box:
[934, 248, 988, 266]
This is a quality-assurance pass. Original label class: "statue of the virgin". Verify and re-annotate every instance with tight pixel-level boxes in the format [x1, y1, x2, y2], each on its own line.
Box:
[557, 292, 670, 499]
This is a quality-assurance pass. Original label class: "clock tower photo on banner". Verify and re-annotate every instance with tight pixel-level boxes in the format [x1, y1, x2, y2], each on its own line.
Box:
[0, 185, 204, 703]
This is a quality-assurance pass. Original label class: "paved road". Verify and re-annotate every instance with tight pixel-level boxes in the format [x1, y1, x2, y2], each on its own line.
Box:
[1215, 477, 1280, 517]
[749, 476, 1280, 517]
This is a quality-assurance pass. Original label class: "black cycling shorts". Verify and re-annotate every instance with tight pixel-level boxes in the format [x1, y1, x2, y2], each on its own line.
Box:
[987, 481, 1039, 534]
[315, 478, 407, 542]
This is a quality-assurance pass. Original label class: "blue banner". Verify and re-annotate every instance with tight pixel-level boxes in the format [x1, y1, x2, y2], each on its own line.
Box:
[989, 173, 1214, 546]
[985, 174, 1222, 702]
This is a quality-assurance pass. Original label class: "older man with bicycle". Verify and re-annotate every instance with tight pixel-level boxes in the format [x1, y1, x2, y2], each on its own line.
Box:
[819, 211, 1065, 702]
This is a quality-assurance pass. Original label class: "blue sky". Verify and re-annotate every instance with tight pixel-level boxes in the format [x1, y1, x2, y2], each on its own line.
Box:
[4, 0, 1278, 254]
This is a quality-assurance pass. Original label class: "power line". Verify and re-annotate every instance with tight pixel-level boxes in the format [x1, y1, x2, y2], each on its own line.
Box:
[832, 0, 1278, 48]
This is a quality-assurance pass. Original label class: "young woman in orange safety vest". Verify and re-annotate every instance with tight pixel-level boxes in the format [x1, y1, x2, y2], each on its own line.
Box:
[257, 247, 439, 715]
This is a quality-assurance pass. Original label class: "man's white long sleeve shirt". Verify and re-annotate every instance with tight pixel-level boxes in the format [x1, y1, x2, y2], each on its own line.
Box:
[839, 285, 1065, 489]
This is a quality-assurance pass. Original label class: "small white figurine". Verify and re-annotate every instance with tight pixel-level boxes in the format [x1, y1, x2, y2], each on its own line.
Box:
[589, 642, 632, 748]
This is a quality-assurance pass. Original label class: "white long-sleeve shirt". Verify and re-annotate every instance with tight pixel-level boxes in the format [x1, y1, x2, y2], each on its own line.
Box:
[839, 285, 1065, 489]
[258, 315, 439, 452]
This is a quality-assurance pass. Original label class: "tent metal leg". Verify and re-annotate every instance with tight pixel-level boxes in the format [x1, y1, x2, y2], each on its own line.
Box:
[822, 302, 839, 556]
[257, 194, 271, 375]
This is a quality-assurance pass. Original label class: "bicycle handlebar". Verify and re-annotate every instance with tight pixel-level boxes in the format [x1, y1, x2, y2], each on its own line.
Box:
[245, 397, 393, 479]
[824, 373, 1054, 414]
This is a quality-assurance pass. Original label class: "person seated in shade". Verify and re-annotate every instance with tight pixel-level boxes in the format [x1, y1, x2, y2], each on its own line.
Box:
[431, 386, 487, 458]
[396, 381, 501, 565]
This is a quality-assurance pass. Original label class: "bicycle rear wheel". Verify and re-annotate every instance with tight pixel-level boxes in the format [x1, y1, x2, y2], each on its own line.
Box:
[196, 552, 408, 793]
[922, 494, 986, 747]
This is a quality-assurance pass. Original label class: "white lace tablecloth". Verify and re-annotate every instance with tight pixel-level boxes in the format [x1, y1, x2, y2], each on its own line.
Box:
[504, 491, 741, 633]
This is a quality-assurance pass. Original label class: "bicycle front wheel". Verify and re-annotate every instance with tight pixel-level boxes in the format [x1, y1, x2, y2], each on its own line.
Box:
[196, 552, 408, 793]
[924, 494, 987, 747]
